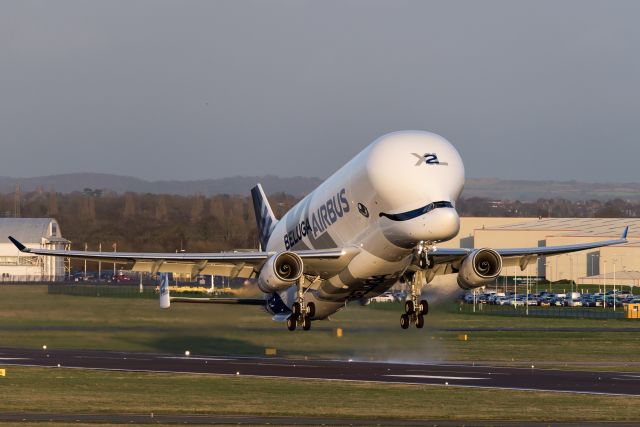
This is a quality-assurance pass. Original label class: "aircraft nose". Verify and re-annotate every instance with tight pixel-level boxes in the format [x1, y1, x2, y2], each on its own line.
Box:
[380, 205, 460, 248]
[423, 207, 460, 242]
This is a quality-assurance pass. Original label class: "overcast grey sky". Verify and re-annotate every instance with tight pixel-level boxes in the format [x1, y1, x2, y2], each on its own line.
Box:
[2, 1, 639, 182]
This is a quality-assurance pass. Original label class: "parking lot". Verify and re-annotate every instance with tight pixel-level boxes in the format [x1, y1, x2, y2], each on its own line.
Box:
[460, 288, 640, 319]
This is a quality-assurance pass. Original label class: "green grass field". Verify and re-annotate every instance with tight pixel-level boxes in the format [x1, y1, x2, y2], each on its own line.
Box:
[1, 284, 640, 424]
[1, 366, 639, 423]
[1, 285, 639, 369]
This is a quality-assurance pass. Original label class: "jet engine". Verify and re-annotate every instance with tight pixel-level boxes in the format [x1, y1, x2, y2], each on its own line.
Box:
[257, 251, 304, 293]
[456, 248, 502, 290]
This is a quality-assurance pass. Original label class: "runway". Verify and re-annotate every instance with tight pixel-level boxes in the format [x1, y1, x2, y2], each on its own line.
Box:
[0, 347, 638, 396]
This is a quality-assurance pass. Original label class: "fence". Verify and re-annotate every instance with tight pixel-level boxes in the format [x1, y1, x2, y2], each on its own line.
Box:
[457, 303, 626, 320]
[47, 283, 156, 298]
[46, 283, 234, 299]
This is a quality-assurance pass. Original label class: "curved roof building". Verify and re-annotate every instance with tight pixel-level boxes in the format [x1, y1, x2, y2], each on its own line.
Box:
[0, 218, 69, 282]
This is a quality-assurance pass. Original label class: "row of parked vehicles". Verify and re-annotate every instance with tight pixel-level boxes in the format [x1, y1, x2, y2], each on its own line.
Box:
[462, 290, 640, 308]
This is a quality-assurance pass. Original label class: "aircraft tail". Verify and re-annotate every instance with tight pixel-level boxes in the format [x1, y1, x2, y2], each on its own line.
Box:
[251, 184, 277, 250]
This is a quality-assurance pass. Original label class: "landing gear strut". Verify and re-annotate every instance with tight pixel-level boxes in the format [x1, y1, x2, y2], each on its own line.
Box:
[414, 240, 433, 270]
[287, 277, 315, 331]
[400, 269, 429, 329]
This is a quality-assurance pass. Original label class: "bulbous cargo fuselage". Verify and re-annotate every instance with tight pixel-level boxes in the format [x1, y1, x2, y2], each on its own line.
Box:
[265, 131, 465, 319]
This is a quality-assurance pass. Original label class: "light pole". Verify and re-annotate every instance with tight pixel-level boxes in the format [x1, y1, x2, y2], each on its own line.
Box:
[544, 261, 553, 293]
[526, 265, 530, 316]
[613, 261, 617, 312]
[603, 260, 607, 309]
[84, 242, 88, 280]
[98, 242, 102, 282]
[473, 287, 477, 313]
[569, 254, 574, 295]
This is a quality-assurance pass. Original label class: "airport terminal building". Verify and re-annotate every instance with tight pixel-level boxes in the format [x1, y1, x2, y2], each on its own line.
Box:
[0, 218, 69, 282]
[445, 217, 639, 285]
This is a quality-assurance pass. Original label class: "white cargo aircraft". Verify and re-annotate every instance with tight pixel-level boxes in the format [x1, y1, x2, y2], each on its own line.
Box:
[9, 131, 628, 331]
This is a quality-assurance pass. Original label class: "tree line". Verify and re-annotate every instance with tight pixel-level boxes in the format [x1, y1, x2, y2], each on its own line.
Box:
[0, 189, 297, 252]
[0, 189, 638, 253]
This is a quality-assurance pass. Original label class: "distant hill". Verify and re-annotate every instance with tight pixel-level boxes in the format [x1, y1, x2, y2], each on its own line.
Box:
[0, 174, 322, 197]
[1, 173, 639, 201]
[463, 178, 640, 202]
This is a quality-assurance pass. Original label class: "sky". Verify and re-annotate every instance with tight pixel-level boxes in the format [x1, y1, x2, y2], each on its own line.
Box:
[1, 0, 639, 182]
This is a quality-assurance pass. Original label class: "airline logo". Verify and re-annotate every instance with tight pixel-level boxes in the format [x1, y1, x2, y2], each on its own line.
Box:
[412, 153, 448, 166]
[284, 188, 350, 250]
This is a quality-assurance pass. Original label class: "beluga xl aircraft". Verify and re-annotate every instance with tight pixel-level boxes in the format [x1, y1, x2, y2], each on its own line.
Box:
[9, 131, 628, 331]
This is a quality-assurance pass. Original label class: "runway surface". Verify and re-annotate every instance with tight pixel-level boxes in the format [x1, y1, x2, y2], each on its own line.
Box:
[0, 347, 638, 396]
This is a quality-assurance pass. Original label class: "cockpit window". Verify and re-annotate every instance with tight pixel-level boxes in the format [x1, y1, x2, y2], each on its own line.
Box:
[379, 201, 454, 221]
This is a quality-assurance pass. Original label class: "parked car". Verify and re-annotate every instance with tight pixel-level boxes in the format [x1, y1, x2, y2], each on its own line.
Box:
[565, 299, 583, 307]
[550, 298, 564, 307]
[510, 298, 525, 307]
[370, 292, 395, 303]
[112, 274, 135, 283]
[539, 298, 551, 307]
[496, 297, 511, 306]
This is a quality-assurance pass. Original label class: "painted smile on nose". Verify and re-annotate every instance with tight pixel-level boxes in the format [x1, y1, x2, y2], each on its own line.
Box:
[379, 201, 460, 247]
[379, 201, 454, 221]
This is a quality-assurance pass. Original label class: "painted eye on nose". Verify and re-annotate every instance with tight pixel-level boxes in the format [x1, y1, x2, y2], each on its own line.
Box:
[357, 203, 369, 218]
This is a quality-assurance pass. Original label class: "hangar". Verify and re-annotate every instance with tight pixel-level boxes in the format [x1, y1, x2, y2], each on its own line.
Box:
[0, 218, 69, 282]
[444, 217, 639, 285]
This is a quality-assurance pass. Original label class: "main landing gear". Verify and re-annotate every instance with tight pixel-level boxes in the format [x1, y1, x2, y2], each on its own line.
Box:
[287, 277, 316, 332]
[400, 265, 430, 330]
[400, 298, 428, 329]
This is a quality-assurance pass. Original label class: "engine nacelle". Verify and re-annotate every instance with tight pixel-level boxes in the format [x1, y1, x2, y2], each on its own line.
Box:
[257, 251, 304, 293]
[457, 248, 502, 290]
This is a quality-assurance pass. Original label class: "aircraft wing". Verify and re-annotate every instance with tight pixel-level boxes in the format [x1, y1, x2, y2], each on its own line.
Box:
[428, 226, 629, 271]
[8, 236, 360, 279]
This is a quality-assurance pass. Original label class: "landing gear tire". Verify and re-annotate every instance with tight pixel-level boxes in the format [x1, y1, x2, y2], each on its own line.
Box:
[415, 314, 425, 329]
[400, 314, 410, 329]
[302, 316, 312, 331]
[306, 302, 316, 318]
[419, 300, 429, 316]
[292, 302, 302, 317]
[404, 300, 415, 314]
[287, 317, 297, 331]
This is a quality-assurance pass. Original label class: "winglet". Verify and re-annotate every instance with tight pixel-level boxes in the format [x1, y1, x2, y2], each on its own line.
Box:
[622, 226, 629, 240]
[8, 236, 29, 252]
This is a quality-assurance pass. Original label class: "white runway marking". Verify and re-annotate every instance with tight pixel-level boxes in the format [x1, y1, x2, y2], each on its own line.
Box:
[0, 357, 28, 361]
[386, 374, 489, 381]
[612, 376, 640, 381]
[406, 369, 509, 376]
[160, 356, 234, 361]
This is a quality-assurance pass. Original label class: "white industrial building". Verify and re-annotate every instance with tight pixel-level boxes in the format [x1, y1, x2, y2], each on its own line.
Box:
[0, 218, 69, 282]
[442, 217, 638, 285]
